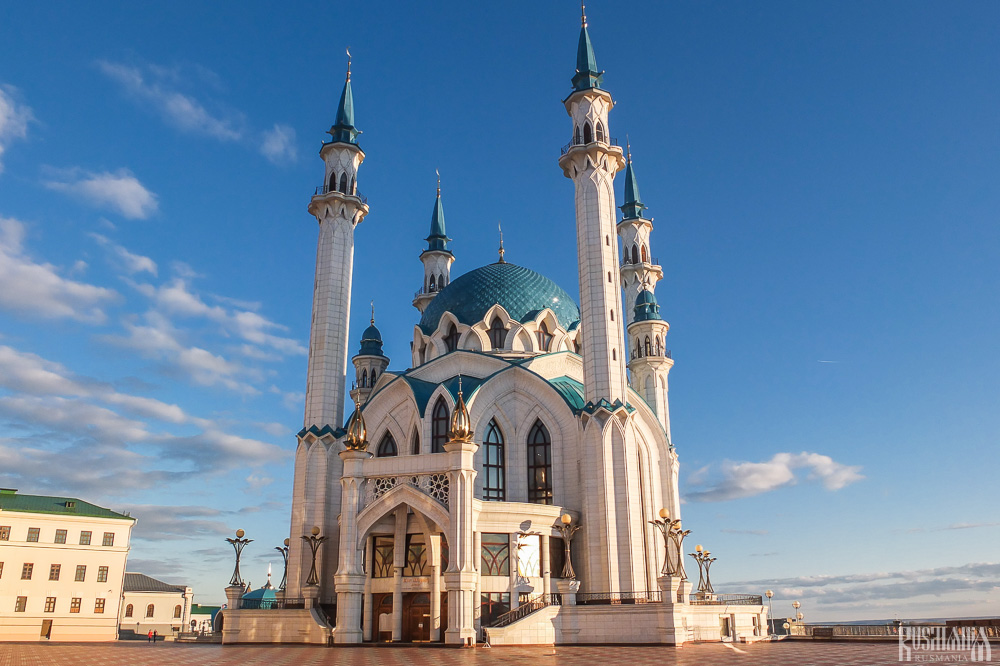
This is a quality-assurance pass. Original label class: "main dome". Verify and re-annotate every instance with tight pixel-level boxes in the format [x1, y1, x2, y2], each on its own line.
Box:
[419, 262, 580, 334]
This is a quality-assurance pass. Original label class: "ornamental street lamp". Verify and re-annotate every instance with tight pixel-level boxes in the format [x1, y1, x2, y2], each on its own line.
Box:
[689, 544, 717, 595]
[792, 600, 801, 621]
[275, 538, 290, 591]
[648, 508, 690, 578]
[302, 526, 328, 587]
[225, 529, 253, 587]
[555, 514, 581, 579]
[765, 590, 774, 633]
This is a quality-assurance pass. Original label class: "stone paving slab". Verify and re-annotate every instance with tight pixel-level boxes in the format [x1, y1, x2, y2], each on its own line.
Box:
[0, 641, 980, 666]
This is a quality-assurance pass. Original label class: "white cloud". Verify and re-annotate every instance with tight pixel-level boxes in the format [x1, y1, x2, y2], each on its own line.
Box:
[0, 85, 33, 174]
[0, 217, 118, 323]
[90, 233, 157, 275]
[97, 61, 242, 141]
[46, 168, 158, 219]
[685, 451, 864, 502]
[260, 123, 298, 164]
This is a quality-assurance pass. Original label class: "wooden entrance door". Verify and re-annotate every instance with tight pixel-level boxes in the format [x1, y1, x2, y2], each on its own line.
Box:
[40, 619, 52, 639]
[372, 593, 393, 642]
[403, 592, 430, 642]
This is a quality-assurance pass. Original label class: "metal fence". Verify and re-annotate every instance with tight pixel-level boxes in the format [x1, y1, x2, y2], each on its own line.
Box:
[577, 590, 663, 605]
[689, 594, 763, 606]
[489, 593, 561, 628]
[239, 597, 306, 610]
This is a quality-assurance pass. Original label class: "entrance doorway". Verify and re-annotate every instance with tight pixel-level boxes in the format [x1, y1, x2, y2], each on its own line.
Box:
[371, 591, 447, 642]
[720, 615, 732, 641]
[40, 620, 52, 639]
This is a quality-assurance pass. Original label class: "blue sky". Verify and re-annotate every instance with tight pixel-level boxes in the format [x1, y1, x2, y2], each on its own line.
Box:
[0, 1, 998, 621]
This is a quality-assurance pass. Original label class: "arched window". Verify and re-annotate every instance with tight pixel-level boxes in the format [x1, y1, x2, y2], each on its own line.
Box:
[583, 122, 593, 144]
[431, 397, 449, 453]
[527, 420, 553, 504]
[483, 419, 505, 501]
[328, 172, 337, 193]
[631, 245, 639, 264]
[370, 369, 377, 386]
[444, 323, 460, 352]
[654, 335, 662, 355]
[173, 605, 182, 619]
[411, 427, 420, 455]
[574, 125, 582, 145]
[360, 369, 368, 388]
[439, 273, 446, 289]
[489, 317, 507, 350]
[641, 245, 648, 263]
[644, 336, 651, 357]
[339, 173, 348, 193]
[146, 604, 155, 618]
[124, 604, 133, 618]
[349, 176, 356, 195]
[635, 338, 642, 357]
[607, 271, 612, 283]
[377, 432, 398, 457]
[596, 120, 606, 143]
[536, 321, 553, 352]
[428, 275, 436, 292]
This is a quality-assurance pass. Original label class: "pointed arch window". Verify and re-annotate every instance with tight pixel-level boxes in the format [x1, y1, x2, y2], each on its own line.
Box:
[444, 323, 460, 352]
[574, 125, 582, 145]
[377, 432, 398, 457]
[644, 336, 652, 357]
[527, 421, 553, 504]
[124, 604, 133, 618]
[631, 245, 639, 264]
[349, 175, 356, 195]
[641, 244, 648, 263]
[596, 120, 606, 143]
[439, 273, 446, 289]
[654, 335, 662, 355]
[411, 426, 420, 455]
[483, 419, 505, 501]
[583, 122, 593, 144]
[536, 321, 553, 352]
[489, 317, 507, 350]
[431, 397, 449, 453]
[360, 369, 368, 388]
[339, 172, 348, 194]
[371, 369, 377, 386]
[328, 172, 338, 193]
[635, 338, 642, 357]
[429, 275, 436, 292]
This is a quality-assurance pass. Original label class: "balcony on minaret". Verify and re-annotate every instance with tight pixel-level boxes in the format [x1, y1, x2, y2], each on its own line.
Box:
[314, 182, 368, 205]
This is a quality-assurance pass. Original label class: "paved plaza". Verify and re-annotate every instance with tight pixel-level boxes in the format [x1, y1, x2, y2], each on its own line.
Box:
[0, 641, 940, 666]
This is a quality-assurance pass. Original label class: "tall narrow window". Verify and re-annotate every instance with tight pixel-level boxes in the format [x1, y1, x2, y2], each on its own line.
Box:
[481, 534, 511, 575]
[583, 122, 593, 144]
[97, 566, 108, 583]
[641, 244, 648, 263]
[431, 397, 449, 453]
[444, 323, 460, 352]
[350, 176, 356, 195]
[146, 604, 155, 618]
[483, 419, 505, 501]
[410, 427, 420, 455]
[329, 172, 337, 193]
[372, 537, 394, 578]
[75, 565, 86, 582]
[644, 336, 651, 357]
[631, 245, 639, 264]
[536, 322, 553, 352]
[174, 605, 182, 619]
[574, 126, 581, 144]
[124, 603, 133, 617]
[596, 120, 606, 143]
[339, 172, 348, 194]
[44, 597, 56, 613]
[49, 564, 60, 581]
[429, 275, 436, 291]
[377, 432, 398, 457]
[489, 317, 507, 350]
[0, 525, 9, 540]
[527, 421, 553, 504]
[361, 369, 368, 388]
[27, 527, 39, 542]
[635, 338, 642, 357]
[72, 598, 82, 614]
[22, 563, 33, 580]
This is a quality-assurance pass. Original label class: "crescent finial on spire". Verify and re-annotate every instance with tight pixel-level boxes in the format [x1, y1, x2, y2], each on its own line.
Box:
[435, 168, 441, 196]
[498, 221, 506, 263]
[346, 47, 352, 81]
[626, 134, 632, 162]
[370, 299, 375, 325]
[581, 1, 587, 27]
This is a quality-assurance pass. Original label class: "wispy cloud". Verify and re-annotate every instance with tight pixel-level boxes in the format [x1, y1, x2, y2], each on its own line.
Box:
[260, 123, 297, 164]
[97, 60, 242, 141]
[0, 84, 33, 174]
[685, 451, 864, 502]
[90, 233, 157, 275]
[0, 217, 118, 323]
[45, 168, 158, 219]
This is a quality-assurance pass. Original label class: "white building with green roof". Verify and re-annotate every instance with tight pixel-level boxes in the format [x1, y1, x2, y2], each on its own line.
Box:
[0, 488, 134, 641]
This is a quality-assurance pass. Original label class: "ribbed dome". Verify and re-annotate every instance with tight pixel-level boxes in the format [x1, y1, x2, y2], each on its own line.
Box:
[418, 262, 580, 334]
[633, 289, 663, 322]
[358, 323, 385, 357]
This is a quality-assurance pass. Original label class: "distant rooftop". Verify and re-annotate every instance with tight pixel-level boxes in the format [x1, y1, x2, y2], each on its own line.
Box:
[124, 572, 187, 593]
[0, 488, 134, 521]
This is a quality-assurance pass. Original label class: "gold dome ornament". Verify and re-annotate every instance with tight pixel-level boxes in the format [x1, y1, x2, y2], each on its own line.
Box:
[447, 377, 472, 443]
[344, 396, 369, 451]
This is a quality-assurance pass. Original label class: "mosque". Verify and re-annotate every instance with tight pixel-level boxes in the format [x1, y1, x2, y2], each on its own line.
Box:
[220, 8, 766, 646]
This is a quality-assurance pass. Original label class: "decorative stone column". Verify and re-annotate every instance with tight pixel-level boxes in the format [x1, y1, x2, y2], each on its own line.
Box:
[541, 534, 551, 596]
[333, 443, 370, 643]
[430, 533, 442, 642]
[224, 585, 244, 611]
[362, 535, 373, 642]
[555, 579, 581, 605]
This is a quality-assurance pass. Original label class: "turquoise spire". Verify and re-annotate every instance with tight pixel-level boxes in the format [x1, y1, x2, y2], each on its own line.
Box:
[633, 288, 663, 322]
[327, 50, 359, 145]
[619, 142, 647, 219]
[572, 4, 604, 92]
[424, 171, 452, 254]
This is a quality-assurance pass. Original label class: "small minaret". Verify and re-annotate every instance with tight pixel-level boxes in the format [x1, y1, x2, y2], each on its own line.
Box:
[617, 144, 663, 330]
[351, 303, 389, 405]
[557, 6, 628, 405]
[626, 286, 673, 435]
[412, 172, 455, 313]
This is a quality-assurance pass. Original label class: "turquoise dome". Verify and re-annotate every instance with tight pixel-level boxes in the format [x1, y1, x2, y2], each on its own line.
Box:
[633, 289, 663, 322]
[419, 262, 580, 334]
[358, 322, 385, 357]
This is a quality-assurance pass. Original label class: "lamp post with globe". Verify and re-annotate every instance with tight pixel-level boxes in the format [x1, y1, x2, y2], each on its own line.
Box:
[765, 590, 774, 634]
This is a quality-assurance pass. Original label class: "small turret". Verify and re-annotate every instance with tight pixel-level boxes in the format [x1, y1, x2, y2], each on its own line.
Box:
[351, 303, 390, 405]
[627, 287, 672, 434]
[413, 172, 456, 313]
[617, 143, 663, 329]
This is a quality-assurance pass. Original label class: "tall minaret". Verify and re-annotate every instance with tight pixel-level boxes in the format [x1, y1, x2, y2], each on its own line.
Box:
[412, 173, 455, 313]
[287, 54, 369, 602]
[617, 145, 663, 330]
[304, 55, 370, 430]
[557, 7, 627, 405]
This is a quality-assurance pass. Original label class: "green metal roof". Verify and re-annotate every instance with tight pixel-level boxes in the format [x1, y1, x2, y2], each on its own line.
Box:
[0, 489, 133, 521]
[401, 374, 485, 417]
[418, 262, 580, 334]
[572, 24, 604, 92]
[620, 154, 647, 220]
[424, 192, 451, 254]
[549, 376, 586, 412]
[358, 322, 385, 357]
[633, 289, 663, 322]
[327, 76, 359, 145]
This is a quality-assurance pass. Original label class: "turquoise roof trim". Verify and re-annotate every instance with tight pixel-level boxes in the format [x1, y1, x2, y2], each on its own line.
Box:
[572, 25, 604, 92]
[549, 376, 586, 412]
[327, 78, 359, 145]
[620, 156, 647, 219]
[418, 262, 580, 334]
[0, 490, 133, 521]
[401, 373, 485, 417]
[297, 424, 345, 439]
[425, 193, 451, 254]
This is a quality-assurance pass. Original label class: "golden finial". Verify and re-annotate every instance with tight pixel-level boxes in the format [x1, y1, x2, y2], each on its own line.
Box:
[435, 168, 441, 197]
[626, 134, 632, 162]
[448, 376, 472, 442]
[346, 47, 352, 82]
[581, 1, 587, 27]
[498, 221, 506, 264]
[344, 395, 368, 451]
[370, 300, 375, 325]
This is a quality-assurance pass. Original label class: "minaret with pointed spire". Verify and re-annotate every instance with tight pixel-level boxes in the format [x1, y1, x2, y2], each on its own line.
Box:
[412, 171, 456, 313]
[351, 302, 389, 405]
[289, 49, 370, 602]
[618, 142, 664, 330]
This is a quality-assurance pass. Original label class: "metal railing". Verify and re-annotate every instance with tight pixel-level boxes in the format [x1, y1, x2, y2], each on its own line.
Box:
[488, 593, 562, 628]
[239, 597, 306, 610]
[688, 593, 763, 606]
[313, 185, 368, 204]
[560, 136, 620, 156]
[630, 348, 672, 361]
[577, 590, 662, 605]
[622, 256, 661, 266]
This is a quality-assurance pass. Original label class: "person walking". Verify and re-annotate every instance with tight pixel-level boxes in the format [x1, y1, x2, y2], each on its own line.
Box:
[153, 629, 158, 644]
[147, 629, 153, 643]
